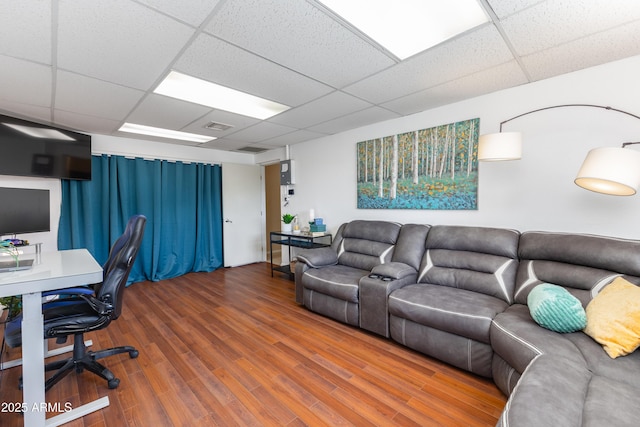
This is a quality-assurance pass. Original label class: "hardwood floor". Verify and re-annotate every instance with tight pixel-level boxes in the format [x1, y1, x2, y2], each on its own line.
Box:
[0, 263, 506, 426]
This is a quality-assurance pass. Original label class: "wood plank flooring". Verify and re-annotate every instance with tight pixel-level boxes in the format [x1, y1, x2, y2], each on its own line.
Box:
[0, 263, 506, 426]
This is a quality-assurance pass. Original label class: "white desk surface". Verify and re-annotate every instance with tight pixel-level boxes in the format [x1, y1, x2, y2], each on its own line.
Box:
[0, 249, 105, 427]
[0, 249, 103, 297]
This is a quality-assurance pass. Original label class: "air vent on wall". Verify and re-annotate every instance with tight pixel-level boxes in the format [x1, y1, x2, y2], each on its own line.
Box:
[236, 146, 268, 153]
[204, 121, 233, 131]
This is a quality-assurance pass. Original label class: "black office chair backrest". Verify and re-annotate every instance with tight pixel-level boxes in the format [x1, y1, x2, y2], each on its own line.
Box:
[97, 215, 146, 319]
[103, 219, 135, 273]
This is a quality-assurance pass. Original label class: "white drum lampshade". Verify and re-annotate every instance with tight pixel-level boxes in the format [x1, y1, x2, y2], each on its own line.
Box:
[478, 132, 522, 161]
[575, 147, 640, 196]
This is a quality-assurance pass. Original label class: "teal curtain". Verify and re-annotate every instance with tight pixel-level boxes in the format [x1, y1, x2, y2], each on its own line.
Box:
[58, 155, 223, 283]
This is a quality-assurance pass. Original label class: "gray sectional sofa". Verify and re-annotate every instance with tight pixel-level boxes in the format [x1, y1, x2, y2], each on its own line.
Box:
[294, 220, 640, 426]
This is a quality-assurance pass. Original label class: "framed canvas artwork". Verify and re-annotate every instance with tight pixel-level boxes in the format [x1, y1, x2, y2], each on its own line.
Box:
[356, 118, 479, 210]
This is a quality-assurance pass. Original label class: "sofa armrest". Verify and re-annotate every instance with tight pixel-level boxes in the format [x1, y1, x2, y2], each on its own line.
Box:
[296, 247, 338, 268]
[360, 262, 418, 337]
[370, 262, 417, 280]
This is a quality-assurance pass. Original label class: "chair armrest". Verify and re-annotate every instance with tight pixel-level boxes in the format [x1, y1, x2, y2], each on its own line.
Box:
[42, 287, 95, 298]
[370, 262, 417, 281]
[296, 247, 338, 268]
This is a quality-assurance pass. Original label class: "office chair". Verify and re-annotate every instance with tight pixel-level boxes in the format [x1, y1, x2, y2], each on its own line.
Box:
[4, 214, 146, 390]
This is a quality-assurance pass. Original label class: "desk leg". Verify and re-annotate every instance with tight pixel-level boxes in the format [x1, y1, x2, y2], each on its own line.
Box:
[21, 291, 46, 426]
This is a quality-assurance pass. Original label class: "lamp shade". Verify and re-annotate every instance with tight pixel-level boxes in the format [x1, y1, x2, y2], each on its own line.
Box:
[478, 132, 522, 161]
[574, 147, 640, 196]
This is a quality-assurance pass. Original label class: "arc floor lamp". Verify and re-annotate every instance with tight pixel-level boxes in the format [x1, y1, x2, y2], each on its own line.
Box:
[478, 104, 640, 196]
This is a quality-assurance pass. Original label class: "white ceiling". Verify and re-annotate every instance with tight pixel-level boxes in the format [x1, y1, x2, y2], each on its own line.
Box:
[2, 0, 640, 153]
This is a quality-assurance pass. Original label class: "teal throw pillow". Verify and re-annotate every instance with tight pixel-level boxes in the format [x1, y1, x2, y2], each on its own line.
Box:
[527, 283, 587, 333]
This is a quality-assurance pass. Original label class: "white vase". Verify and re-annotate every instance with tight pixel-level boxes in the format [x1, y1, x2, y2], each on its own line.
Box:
[282, 223, 292, 233]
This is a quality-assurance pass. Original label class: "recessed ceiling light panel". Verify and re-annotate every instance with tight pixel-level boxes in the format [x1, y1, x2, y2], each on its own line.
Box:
[318, 0, 489, 59]
[119, 122, 215, 143]
[154, 71, 290, 120]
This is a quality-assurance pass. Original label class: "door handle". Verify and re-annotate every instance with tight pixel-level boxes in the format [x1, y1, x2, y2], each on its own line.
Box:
[225, 219, 233, 223]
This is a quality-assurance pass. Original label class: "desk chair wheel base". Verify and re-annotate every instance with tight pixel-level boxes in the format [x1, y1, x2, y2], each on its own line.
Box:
[17, 335, 140, 391]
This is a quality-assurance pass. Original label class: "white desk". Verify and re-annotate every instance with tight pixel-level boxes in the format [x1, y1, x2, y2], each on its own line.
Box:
[0, 249, 104, 427]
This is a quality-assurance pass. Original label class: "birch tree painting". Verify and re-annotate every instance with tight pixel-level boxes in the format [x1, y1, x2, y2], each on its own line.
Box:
[357, 118, 479, 210]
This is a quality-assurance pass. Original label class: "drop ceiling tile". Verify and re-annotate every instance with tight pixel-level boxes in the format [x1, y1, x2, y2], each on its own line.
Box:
[55, 71, 145, 121]
[0, 56, 51, 107]
[127, 93, 212, 129]
[501, 0, 640, 56]
[54, 109, 122, 135]
[382, 61, 528, 116]
[308, 107, 401, 135]
[521, 20, 640, 81]
[174, 33, 334, 108]
[205, 0, 396, 88]
[260, 129, 327, 146]
[344, 25, 514, 104]
[57, 0, 195, 90]
[135, 0, 222, 27]
[226, 121, 297, 143]
[0, 0, 50, 63]
[485, 0, 546, 19]
[268, 91, 373, 129]
[0, 103, 51, 124]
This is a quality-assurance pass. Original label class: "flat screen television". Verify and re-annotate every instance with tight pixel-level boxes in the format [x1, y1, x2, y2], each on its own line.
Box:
[0, 113, 91, 180]
[0, 187, 50, 236]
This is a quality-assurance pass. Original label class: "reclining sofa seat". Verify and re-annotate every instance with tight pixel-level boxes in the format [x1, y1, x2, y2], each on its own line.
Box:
[492, 231, 640, 427]
[295, 220, 429, 327]
[388, 225, 520, 378]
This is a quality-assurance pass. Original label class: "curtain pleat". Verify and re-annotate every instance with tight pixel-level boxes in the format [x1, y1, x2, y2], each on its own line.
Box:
[58, 154, 224, 283]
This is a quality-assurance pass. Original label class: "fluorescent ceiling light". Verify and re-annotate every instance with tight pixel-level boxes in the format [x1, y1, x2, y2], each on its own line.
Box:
[119, 123, 215, 143]
[154, 71, 290, 120]
[318, 0, 489, 59]
[3, 123, 75, 141]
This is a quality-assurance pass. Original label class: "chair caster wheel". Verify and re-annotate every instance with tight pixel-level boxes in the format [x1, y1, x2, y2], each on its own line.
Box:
[108, 378, 120, 389]
[129, 350, 139, 358]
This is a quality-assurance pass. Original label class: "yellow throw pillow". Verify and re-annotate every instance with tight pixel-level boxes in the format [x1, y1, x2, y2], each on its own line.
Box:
[584, 277, 640, 358]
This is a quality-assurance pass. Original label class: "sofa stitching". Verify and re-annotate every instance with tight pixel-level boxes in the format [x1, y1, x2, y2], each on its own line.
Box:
[499, 353, 543, 427]
[417, 250, 433, 283]
[344, 301, 349, 324]
[590, 273, 620, 297]
[491, 320, 543, 356]
[495, 259, 515, 304]
[379, 245, 394, 263]
[513, 260, 539, 301]
[389, 296, 494, 322]
[305, 272, 359, 288]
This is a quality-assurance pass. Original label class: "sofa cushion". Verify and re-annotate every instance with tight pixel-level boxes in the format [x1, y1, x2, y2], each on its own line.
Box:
[527, 283, 586, 333]
[584, 277, 640, 358]
[301, 265, 368, 303]
[419, 225, 520, 304]
[582, 375, 640, 427]
[499, 355, 591, 427]
[563, 331, 640, 389]
[514, 231, 640, 306]
[491, 304, 585, 376]
[336, 220, 401, 271]
[389, 284, 508, 344]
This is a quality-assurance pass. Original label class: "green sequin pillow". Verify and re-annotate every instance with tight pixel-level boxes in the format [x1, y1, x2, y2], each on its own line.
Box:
[527, 283, 587, 333]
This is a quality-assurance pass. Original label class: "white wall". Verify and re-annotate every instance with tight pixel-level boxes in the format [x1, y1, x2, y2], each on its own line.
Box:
[278, 54, 640, 239]
[1, 135, 255, 252]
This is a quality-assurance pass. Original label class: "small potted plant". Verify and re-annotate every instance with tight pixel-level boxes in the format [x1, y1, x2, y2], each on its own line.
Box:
[281, 213, 296, 233]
